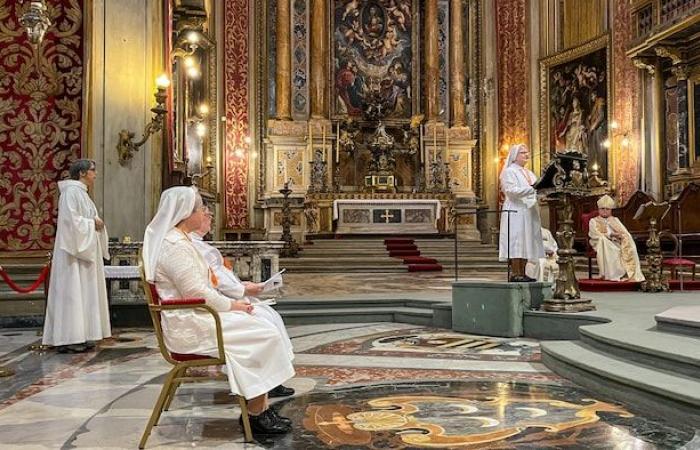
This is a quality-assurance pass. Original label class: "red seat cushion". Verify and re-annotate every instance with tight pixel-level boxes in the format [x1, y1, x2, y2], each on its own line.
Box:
[581, 210, 599, 257]
[662, 258, 696, 267]
[170, 352, 217, 362]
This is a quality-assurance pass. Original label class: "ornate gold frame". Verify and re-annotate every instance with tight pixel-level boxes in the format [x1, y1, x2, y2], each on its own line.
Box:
[538, 34, 612, 175]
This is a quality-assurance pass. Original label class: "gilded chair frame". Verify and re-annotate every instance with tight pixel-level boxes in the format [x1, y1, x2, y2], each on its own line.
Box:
[137, 256, 253, 449]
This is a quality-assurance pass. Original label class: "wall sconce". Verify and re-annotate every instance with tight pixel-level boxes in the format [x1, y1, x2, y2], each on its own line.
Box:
[19, 0, 51, 47]
[602, 120, 631, 150]
[117, 74, 170, 165]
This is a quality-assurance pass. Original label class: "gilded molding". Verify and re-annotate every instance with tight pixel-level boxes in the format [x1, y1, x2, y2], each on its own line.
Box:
[632, 57, 655, 75]
[654, 46, 682, 65]
[671, 64, 691, 80]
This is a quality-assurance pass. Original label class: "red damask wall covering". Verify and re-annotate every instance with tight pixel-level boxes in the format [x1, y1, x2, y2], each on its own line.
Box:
[0, 0, 84, 253]
[612, 0, 639, 203]
[223, 0, 250, 229]
[496, 0, 529, 154]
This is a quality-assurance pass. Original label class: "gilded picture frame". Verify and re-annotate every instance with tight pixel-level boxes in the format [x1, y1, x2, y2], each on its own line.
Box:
[539, 34, 612, 179]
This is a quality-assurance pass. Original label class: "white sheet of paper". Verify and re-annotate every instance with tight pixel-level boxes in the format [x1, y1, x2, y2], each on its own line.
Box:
[262, 268, 286, 293]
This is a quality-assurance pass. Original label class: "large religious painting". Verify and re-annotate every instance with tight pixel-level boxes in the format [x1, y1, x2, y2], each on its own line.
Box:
[539, 34, 611, 178]
[333, 0, 414, 119]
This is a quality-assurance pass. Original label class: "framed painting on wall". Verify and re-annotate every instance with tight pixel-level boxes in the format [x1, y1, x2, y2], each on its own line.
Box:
[539, 34, 612, 179]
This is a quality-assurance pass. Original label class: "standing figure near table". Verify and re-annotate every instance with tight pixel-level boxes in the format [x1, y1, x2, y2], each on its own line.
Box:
[498, 144, 545, 282]
[588, 195, 645, 282]
[43, 159, 111, 353]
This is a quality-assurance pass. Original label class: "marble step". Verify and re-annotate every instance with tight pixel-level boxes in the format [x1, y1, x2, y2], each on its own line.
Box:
[655, 306, 700, 337]
[278, 306, 435, 326]
[578, 325, 700, 379]
[541, 340, 700, 426]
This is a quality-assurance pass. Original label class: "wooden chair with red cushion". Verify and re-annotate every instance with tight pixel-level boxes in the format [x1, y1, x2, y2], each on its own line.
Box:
[581, 210, 599, 279]
[137, 257, 253, 449]
[659, 232, 697, 280]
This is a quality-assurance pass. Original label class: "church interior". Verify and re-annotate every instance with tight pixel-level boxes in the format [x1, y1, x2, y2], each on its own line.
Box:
[1, 0, 700, 448]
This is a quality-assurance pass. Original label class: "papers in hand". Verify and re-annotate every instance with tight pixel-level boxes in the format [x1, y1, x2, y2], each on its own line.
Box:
[262, 269, 286, 293]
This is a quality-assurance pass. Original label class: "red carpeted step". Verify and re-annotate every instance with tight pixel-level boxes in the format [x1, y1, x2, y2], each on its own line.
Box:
[400, 256, 438, 264]
[407, 263, 443, 272]
[386, 244, 418, 251]
[389, 250, 421, 257]
[668, 279, 700, 290]
[579, 279, 640, 292]
[384, 238, 414, 245]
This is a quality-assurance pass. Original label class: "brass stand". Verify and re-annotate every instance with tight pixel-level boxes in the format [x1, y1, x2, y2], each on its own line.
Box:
[641, 218, 669, 292]
[279, 182, 300, 258]
[542, 195, 595, 312]
[0, 366, 14, 377]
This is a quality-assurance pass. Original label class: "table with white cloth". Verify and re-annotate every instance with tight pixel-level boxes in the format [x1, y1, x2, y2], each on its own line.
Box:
[333, 199, 442, 234]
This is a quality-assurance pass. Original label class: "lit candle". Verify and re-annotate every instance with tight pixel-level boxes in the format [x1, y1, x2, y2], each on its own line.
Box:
[433, 123, 438, 163]
[322, 124, 326, 162]
[445, 127, 450, 159]
[335, 122, 340, 164]
[419, 123, 424, 163]
[282, 161, 287, 186]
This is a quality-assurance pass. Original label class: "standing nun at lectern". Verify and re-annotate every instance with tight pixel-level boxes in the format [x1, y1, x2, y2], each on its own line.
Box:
[498, 144, 545, 282]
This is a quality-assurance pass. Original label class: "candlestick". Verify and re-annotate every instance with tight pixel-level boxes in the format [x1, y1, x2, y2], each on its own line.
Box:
[335, 122, 340, 164]
[419, 123, 424, 163]
[433, 123, 437, 163]
[322, 124, 326, 162]
[282, 160, 287, 186]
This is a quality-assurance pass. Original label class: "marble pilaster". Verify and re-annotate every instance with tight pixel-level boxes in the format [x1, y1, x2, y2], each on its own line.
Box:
[310, 0, 328, 118]
[276, 0, 292, 120]
[672, 64, 691, 172]
[450, 0, 466, 127]
[425, 0, 440, 121]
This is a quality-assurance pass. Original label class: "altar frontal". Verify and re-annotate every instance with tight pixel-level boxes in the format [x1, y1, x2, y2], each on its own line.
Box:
[333, 199, 441, 234]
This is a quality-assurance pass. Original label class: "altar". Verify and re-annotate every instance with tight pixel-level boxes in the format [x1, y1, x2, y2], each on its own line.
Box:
[333, 199, 442, 234]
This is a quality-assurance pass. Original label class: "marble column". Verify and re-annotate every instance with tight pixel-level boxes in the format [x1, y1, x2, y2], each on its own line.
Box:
[425, 0, 439, 121]
[672, 64, 690, 171]
[310, 0, 328, 118]
[276, 0, 292, 120]
[450, 0, 466, 127]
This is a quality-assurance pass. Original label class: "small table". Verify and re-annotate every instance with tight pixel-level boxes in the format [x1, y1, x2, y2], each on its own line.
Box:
[104, 266, 141, 313]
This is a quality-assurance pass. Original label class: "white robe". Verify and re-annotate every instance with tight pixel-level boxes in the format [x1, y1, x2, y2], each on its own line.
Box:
[189, 233, 293, 359]
[526, 227, 559, 282]
[499, 165, 544, 261]
[42, 180, 111, 346]
[589, 216, 645, 282]
[155, 229, 295, 399]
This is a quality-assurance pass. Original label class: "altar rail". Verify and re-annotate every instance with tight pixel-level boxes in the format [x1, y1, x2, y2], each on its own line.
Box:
[108, 241, 284, 304]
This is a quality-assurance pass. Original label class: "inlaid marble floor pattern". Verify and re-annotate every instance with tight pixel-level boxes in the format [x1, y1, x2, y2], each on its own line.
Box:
[0, 324, 697, 449]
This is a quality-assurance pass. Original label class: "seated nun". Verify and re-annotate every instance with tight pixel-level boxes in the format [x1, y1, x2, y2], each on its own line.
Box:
[525, 227, 559, 283]
[189, 205, 295, 398]
[588, 195, 645, 282]
[142, 186, 295, 435]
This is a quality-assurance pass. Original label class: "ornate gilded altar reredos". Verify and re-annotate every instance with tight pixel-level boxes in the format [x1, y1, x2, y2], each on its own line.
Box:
[536, 152, 601, 312]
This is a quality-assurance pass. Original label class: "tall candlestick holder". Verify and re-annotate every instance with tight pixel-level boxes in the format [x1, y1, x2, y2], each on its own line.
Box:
[279, 181, 300, 258]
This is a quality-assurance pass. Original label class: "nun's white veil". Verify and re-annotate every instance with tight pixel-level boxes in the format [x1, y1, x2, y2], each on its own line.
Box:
[499, 144, 528, 183]
[143, 186, 198, 281]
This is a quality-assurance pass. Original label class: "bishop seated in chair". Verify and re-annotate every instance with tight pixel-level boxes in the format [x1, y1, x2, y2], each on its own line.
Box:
[588, 195, 645, 282]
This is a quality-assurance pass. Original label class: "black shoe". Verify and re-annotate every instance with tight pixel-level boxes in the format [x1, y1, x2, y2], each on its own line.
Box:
[85, 341, 97, 349]
[241, 409, 291, 435]
[269, 407, 292, 426]
[56, 344, 88, 354]
[509, 276, 527, 283]
[268, 384, 295, 398]
[523, 275, 537, 282]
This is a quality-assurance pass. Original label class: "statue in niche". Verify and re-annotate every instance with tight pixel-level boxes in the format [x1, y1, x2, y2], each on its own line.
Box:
[304, 201, 320, 234]
[338, 118, 360, 158]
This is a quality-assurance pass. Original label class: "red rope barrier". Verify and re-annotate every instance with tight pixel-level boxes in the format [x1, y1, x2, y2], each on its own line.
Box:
[0, 266, 49, 294]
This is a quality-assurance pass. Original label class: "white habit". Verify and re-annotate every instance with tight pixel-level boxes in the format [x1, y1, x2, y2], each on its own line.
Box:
[498, 146, 544, 261]
[189, 233, 293, 358]
[43, 180, 111, 346]
[589, 216, 645, 282]
[142, 186, 294, 399]
[526, 227, 559, 283]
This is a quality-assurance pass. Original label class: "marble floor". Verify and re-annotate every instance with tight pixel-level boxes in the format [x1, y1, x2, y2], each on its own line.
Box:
[1, 323, 697, 449]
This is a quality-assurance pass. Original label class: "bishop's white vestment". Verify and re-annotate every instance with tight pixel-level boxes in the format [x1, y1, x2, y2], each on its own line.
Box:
[42, 180, 111, 346]
[189, 233, 293, 356]
[155, 229, 295, 399]
[588, 216, 645, 282]
[498, 164, 544, 261]
[526, 227, 559, 283]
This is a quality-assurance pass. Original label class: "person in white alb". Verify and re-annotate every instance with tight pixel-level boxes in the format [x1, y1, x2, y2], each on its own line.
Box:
[42, 159, 111, 353]
[588, 195, 645, 282]
[498, 144, 545, 282]
[189, 205, 295, 398]
[142, 186, 295, 435]
[526, 227, 559, 283]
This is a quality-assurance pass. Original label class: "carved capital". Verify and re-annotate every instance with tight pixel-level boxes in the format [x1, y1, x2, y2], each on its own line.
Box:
[654, 46, 683, 65]
[632, 57, 655, 75]
[671, 64, 691, 80]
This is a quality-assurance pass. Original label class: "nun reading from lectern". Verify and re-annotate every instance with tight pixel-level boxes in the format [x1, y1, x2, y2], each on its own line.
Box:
[498, 144, 545, 282]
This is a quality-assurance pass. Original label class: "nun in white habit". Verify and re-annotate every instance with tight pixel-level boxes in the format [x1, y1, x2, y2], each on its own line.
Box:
[142, 186, 294, 434]
[498, 144, 545, 281]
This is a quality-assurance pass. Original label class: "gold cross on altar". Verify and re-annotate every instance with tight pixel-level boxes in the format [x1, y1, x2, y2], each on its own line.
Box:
[380, 209, 394, 223]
